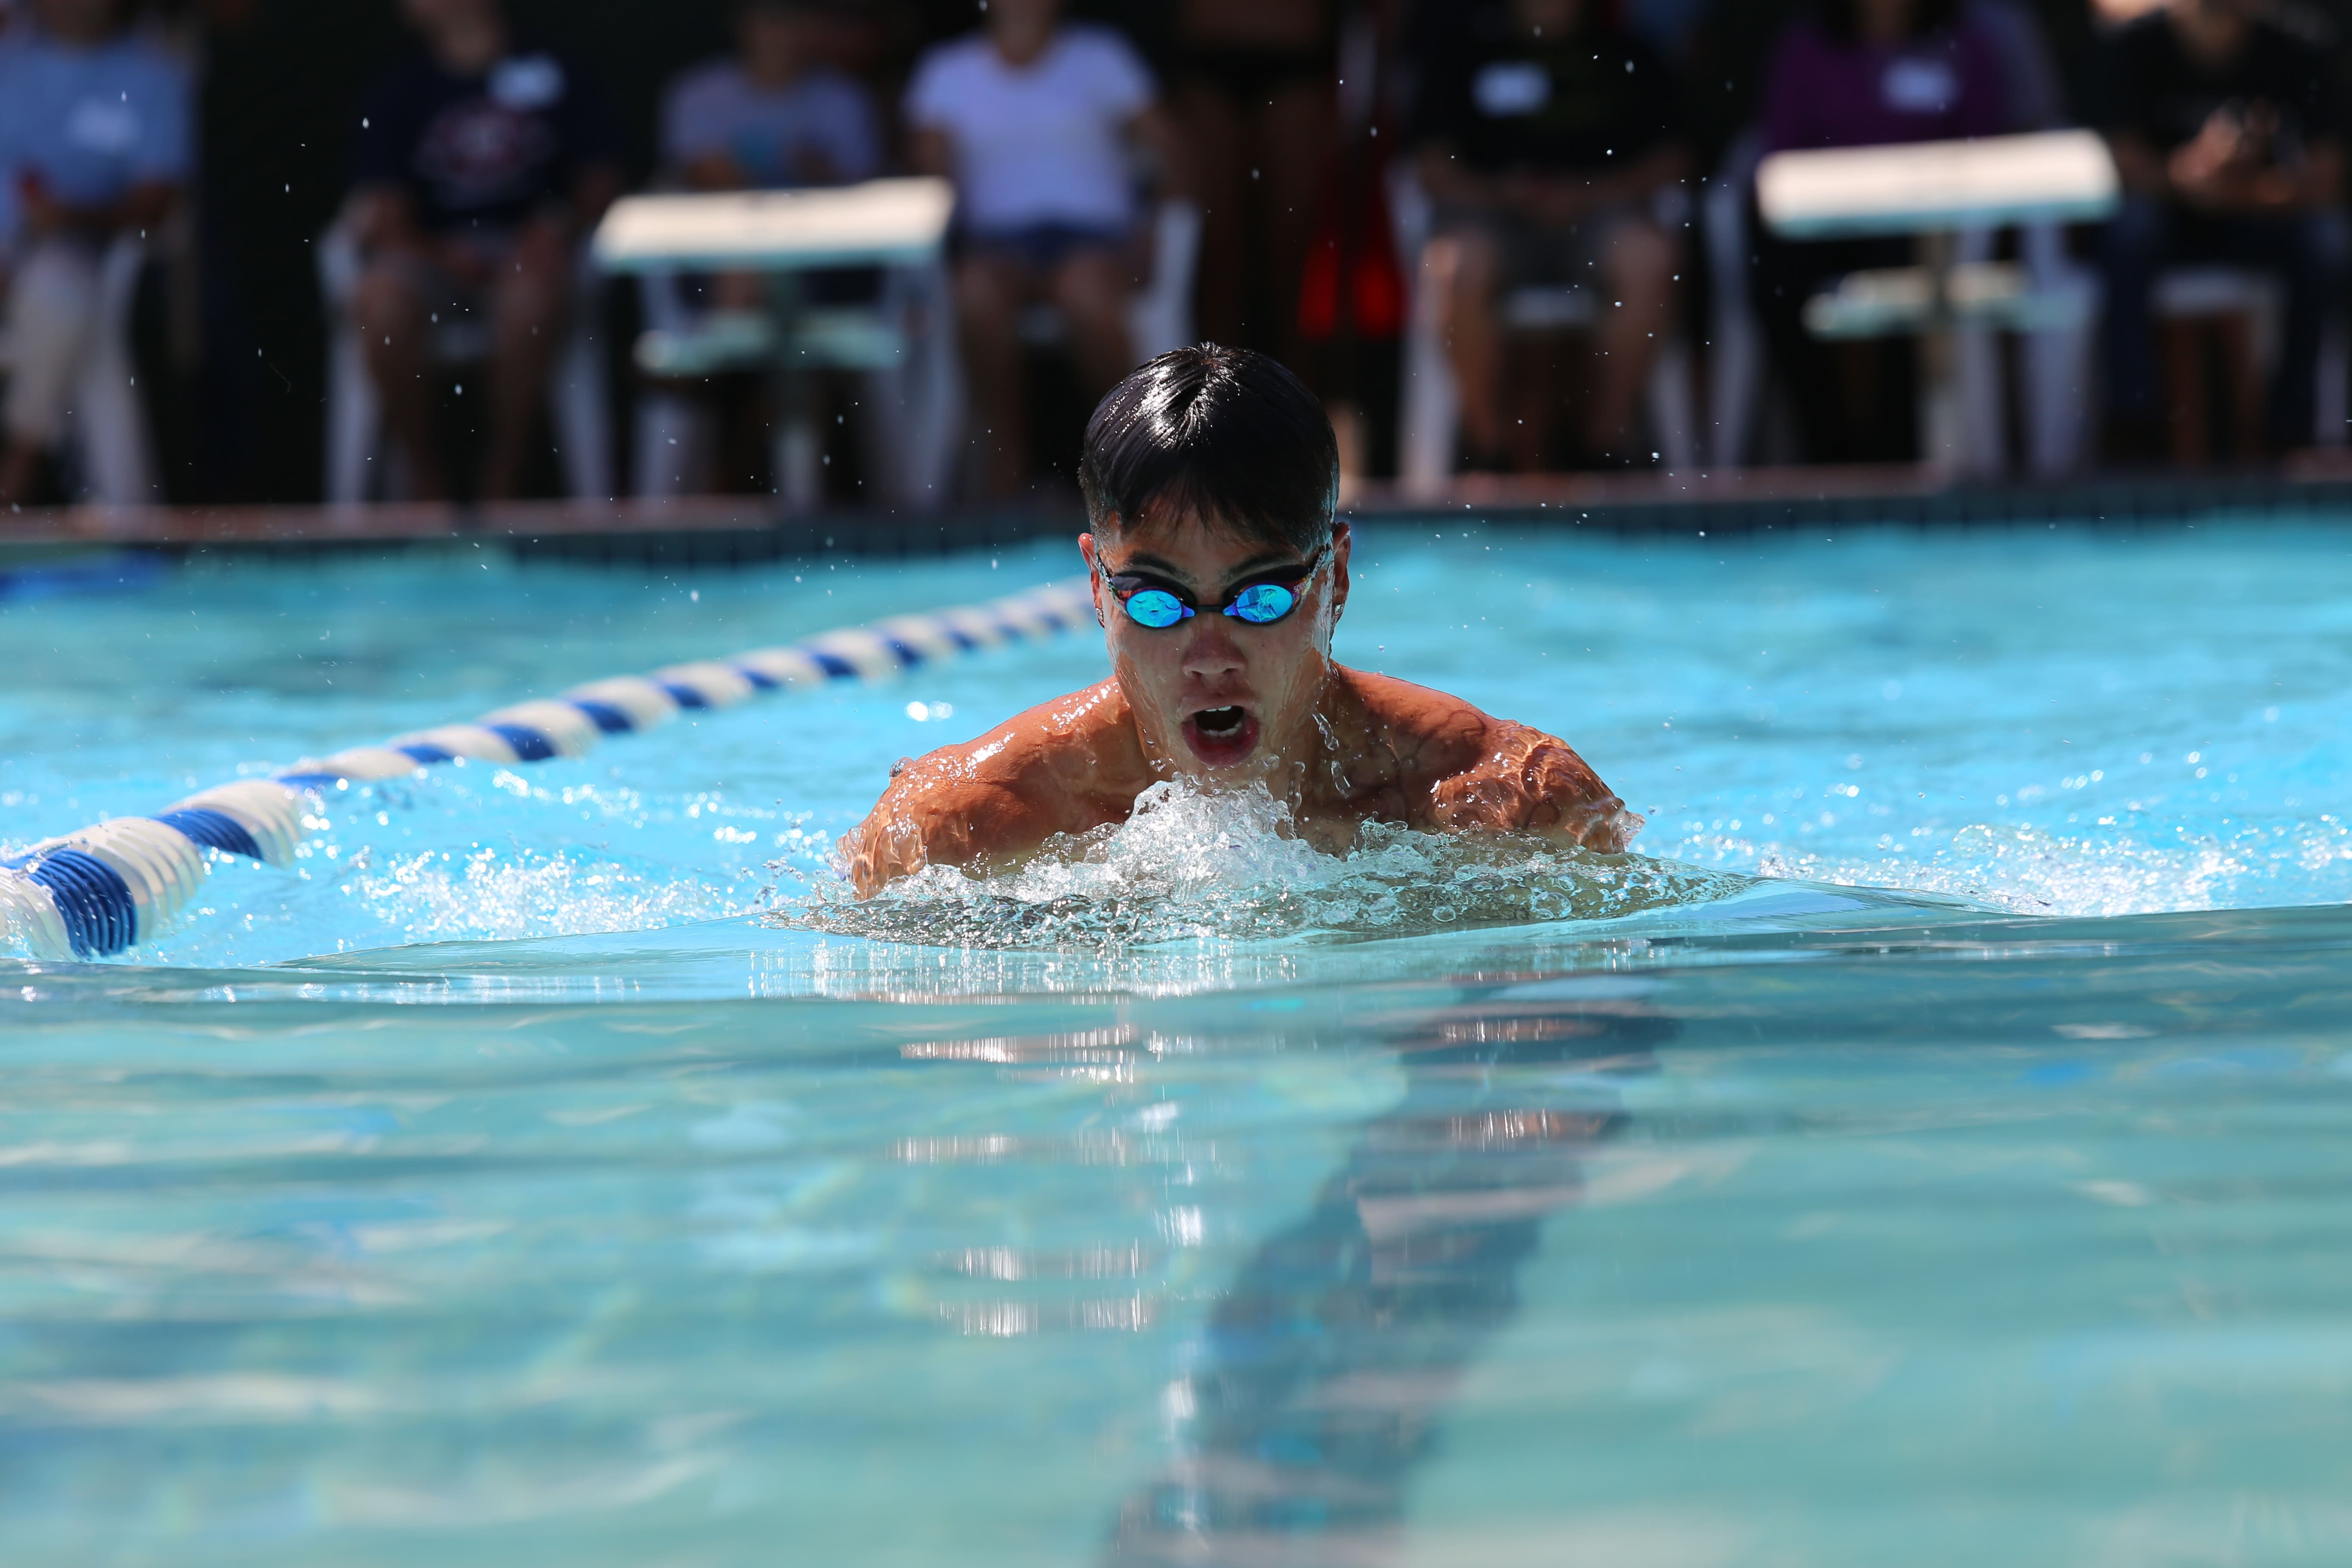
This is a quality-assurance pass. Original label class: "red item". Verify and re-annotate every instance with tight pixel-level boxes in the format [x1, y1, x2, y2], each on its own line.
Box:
[1298, 146, 1406, 343]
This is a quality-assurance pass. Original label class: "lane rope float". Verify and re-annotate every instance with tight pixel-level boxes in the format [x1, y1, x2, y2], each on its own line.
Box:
[0, 578, 1093, 962]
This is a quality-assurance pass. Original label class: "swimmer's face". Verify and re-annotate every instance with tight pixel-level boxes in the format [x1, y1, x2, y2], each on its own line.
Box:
[1081, 511, 1351, 783]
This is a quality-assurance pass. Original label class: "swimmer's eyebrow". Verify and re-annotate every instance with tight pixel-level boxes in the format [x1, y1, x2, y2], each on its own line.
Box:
[1105, 551, 1190, 579]
[1107, 548, 1305, 588]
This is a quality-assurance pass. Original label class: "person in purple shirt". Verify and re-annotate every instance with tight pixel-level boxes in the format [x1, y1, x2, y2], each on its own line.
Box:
[1762, 0, 2007, 153]
[1750, 0, 2016, 463]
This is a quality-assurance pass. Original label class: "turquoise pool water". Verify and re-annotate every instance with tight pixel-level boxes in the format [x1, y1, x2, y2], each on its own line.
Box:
[3, 520, 2350, 1563]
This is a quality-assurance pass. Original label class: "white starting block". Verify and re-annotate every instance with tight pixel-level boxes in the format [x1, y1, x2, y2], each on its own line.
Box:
[591, 178, 957, 510]
[1758, 130, 2119, 241]
[593, 178, 955, 274]
[1756, 131, 2120, 472]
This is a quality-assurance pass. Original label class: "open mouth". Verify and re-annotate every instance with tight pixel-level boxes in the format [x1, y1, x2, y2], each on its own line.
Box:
[1181, 705, 1260, 766]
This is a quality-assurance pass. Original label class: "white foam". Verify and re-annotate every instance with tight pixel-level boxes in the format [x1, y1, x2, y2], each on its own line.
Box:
[1727, 818, 2352, 919]
[349, 850, 744, 945]
[788, 781, 1748, 951]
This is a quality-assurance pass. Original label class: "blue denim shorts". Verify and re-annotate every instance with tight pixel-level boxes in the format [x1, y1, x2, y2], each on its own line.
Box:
[964, 221, 1132, 275]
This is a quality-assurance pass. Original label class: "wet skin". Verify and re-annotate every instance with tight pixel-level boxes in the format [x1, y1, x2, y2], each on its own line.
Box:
[843, 512, 1642, 895]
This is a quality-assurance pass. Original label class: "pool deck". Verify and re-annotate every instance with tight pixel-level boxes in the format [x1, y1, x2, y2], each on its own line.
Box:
[6, 460, 2352, 568]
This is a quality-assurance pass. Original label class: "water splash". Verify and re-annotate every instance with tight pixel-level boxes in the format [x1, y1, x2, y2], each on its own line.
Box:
[346, 848, 747, 944]
[1694, 816, 2352, 920]
[777, 781, 1749, 950]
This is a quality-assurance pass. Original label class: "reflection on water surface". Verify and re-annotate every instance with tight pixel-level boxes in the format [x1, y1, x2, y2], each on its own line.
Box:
[4, 900, 2352, 1563]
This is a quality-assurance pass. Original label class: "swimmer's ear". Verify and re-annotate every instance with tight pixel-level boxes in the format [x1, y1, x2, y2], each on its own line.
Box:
[1329, 521, 1353, 622]
[1078, 532, 1106, 628]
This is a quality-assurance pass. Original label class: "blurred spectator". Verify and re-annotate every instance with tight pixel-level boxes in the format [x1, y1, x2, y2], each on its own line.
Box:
[2095, 0, 2345, 453]
[1413, 0, 1687, 470]
[0, 0, 189, 506]
[1752, 0, 2012, 463]
[907, 0, 1187, 498]
[644, 0, 885, 499]
[1176, 0, 1336, 369]
[1626, 0, 1711, 61]
[663, 0, 882, 319]
[349, 0, 622, 502]
[666, 0, 882, 196]
[1968, 0, 2068, 131]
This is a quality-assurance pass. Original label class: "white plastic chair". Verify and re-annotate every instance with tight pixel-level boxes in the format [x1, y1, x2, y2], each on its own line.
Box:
[1700, 132, 1771, 469]
[0, 234, 158, 505]
[632, 200, 1194, 506]
[318, 208, 614, 504]
[2148, 264, 2349, 452]
[2006, 220, 2104, 476]
[1393, 170, 1699, 496]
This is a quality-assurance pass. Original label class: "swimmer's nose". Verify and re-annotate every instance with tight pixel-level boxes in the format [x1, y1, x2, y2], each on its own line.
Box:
[1177, 617, 1246, 682]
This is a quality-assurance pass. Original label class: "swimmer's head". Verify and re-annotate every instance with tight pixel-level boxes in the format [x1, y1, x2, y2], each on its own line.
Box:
[1080, 346, 1340, 560]
[1078, 348, 1350, 781]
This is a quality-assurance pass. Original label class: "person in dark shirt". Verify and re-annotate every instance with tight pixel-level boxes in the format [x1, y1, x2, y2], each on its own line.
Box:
[348, 0, 622, 502]
[2095, 0, 2346, 454]
[1749, 0, 2018, 466]
[1176, 0, 1339, 372]
[1413, 0, 1687, 470]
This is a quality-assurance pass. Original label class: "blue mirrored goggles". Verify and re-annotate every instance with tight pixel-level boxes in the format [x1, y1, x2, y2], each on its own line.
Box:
[1098, 552, 1324, 630]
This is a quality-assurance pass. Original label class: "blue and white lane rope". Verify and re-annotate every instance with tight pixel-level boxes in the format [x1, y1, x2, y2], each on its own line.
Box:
[0, 578, 1094, 962]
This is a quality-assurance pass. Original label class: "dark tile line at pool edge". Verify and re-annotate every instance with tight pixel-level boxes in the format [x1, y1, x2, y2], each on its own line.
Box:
[8, 468, 2352, 571]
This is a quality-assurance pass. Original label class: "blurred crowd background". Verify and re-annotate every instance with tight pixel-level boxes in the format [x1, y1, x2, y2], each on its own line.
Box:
[0, 0, 2347, 511]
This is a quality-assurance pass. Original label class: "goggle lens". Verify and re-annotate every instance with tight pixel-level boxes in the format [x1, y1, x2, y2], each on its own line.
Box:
[1225, 582, 1298, 624]
[1124, 588, 1192, 628]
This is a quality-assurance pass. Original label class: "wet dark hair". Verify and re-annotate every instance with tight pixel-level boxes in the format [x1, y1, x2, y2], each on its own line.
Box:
[1816, 0, 1959, 41]
[1078, 345, 1339, 555]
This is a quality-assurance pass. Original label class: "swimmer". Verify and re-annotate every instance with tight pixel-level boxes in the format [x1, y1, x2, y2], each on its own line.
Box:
[845, 345, 1641, 894]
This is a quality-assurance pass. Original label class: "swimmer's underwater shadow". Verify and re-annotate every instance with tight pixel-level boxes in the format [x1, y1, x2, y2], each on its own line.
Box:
[1102, 983, 1681, 1563]
[774, 786, 1749, 950]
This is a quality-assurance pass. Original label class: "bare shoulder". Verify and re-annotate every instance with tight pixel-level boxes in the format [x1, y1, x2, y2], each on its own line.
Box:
[1344, 670, 1643, 852]
[841, 680, 1137, 895]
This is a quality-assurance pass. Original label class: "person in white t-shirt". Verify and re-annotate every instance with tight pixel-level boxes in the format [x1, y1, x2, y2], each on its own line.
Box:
[906, 0, 1188, 497]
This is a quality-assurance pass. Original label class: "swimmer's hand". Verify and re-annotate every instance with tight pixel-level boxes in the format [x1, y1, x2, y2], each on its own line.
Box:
[1427, 726, 1643, 853]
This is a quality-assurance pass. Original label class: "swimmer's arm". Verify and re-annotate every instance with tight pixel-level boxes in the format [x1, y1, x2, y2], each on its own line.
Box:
[1429, 727, 1644, 853]
[841, 752, 1063, 898]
